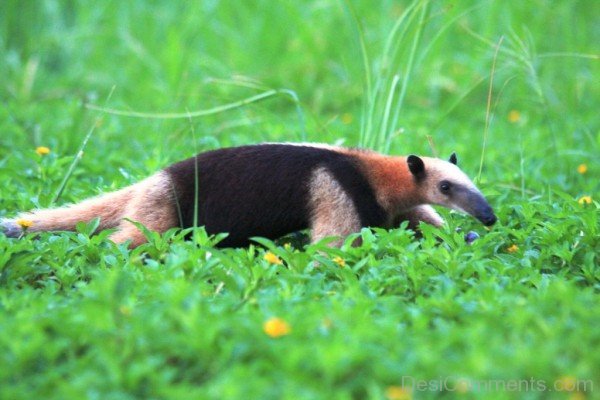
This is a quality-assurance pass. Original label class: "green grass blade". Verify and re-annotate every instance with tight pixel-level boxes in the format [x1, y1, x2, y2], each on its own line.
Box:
[386, 0, 429, 153]
[86, 89, 291, 120]
[52, 86, 116, 204]
[341, 0, 373, 148]
[477, 35, 504, 182]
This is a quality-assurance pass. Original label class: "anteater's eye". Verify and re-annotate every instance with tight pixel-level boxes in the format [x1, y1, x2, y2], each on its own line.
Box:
[439, 181, 451, 194]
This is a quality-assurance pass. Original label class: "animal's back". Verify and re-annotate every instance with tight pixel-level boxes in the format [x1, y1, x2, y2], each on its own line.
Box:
[165, 144, 370, 247]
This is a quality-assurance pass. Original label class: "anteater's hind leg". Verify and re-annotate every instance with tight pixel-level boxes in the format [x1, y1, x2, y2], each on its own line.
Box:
[109, 172, 178, 248]
[396, 205, 444, 237]
[309, 168, 362, 247]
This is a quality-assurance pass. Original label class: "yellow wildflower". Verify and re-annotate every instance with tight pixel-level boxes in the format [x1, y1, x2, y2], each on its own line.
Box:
[556, 375, 577, 391]
[341, 113, 353, 125]
[332, 256, 345, 267]
[35, 146, 50, 156]
[119, 305, 132, 316]
[506, 244, 519, 253]
[264, 251, 283, 265]
[16, 218, 34, 229]
[508, 110, 521, 123]
[577, 164, 587, 174]
[455, 378, 470, 394]
[263, 317, 291, 338]
[385, 386, 411, 400]
[578, 196, 592, 205]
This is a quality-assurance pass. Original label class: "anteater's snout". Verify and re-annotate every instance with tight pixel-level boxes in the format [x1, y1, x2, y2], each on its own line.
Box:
[464, 191, 497, 227]
[481, 213, 497, 226]
[474, 203, 497, 226]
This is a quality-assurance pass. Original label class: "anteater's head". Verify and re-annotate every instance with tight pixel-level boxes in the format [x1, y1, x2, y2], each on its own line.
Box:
[407, 153, 497, 226]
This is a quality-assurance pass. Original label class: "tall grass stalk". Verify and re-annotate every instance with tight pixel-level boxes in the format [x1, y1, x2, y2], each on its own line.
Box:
[463, 26, 598, 166]
[52, 86, 116, 204]
[507, 29, 560, 158]
[519, 132, 526, 198]
[385, 1, 429, 153]
[477, 36, 504, 183]
[374, 1, 420, 151]
[345, 0, 429, 153]
[206, 79, 307, 141]
[86, 88, 306, 140]
[342, 0, 373, 149]
[186, 110, 200, 231]
[379, 74, 401, 150]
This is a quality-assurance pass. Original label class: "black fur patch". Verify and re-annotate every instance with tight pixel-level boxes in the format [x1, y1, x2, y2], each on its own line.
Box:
[407, 155, 426, 181]
[449, 152, 458, 165]
[165, 144, 387, 247]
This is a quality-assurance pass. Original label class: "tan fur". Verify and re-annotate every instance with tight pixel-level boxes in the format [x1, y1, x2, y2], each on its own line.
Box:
[8, 171, 177, 248]
[309, 167, 361, 247]
[15, 187, 134, 233]
[266, 142, 344, 151]
[352, 153, 485, 229]
[396, 205, 444, 230]
[411, 157, 479, 213]
[108, 172, 177, 247]
[351, 152, 422, 217]
[3, 145, 492, 248]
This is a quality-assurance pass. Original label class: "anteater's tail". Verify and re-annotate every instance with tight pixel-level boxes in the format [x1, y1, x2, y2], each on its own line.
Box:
[1, 185, 135, 238]
[2, 172, 178, 247]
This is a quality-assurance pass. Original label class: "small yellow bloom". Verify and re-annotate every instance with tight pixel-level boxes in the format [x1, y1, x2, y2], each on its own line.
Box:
[455, 378, 470, 394]
[341, 113, 354, 125]
[332, 256, 345, 267]
[508, 110, 521, 123]
[577, 164, 587, 174]
[385, 386, 412, 400]
[35, 146, 50, 156]
[263, 317, 291, 338]
[264, 251, 283, 265]
[578, 196, 592, 205]
[556, 375, 577, 391]
[283, 243, 292, 251]
[16, 218, 34, 229]
[321, 317, 333, 329]
[506, 244, 519, 253]
[119, 305, 132, 316]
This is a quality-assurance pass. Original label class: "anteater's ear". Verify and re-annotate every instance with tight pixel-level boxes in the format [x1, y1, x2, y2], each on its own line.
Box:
[449, 152, 458, 165]
[407, 155, 425, 179]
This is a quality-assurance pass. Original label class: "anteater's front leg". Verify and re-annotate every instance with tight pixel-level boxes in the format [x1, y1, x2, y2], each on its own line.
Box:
[395, 204, 444, 236]
[308, 167, 362, 247]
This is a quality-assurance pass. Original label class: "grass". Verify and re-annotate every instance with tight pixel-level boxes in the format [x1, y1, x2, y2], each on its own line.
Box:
[0, 0, 599, 399]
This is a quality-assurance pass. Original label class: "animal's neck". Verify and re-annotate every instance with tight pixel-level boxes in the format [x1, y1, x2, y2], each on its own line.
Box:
[357, 154, 424, 217]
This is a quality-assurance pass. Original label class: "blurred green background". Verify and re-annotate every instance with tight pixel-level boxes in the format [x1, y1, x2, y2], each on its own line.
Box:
[1, 0, 598, 190]
[0, 1, 599, 399]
